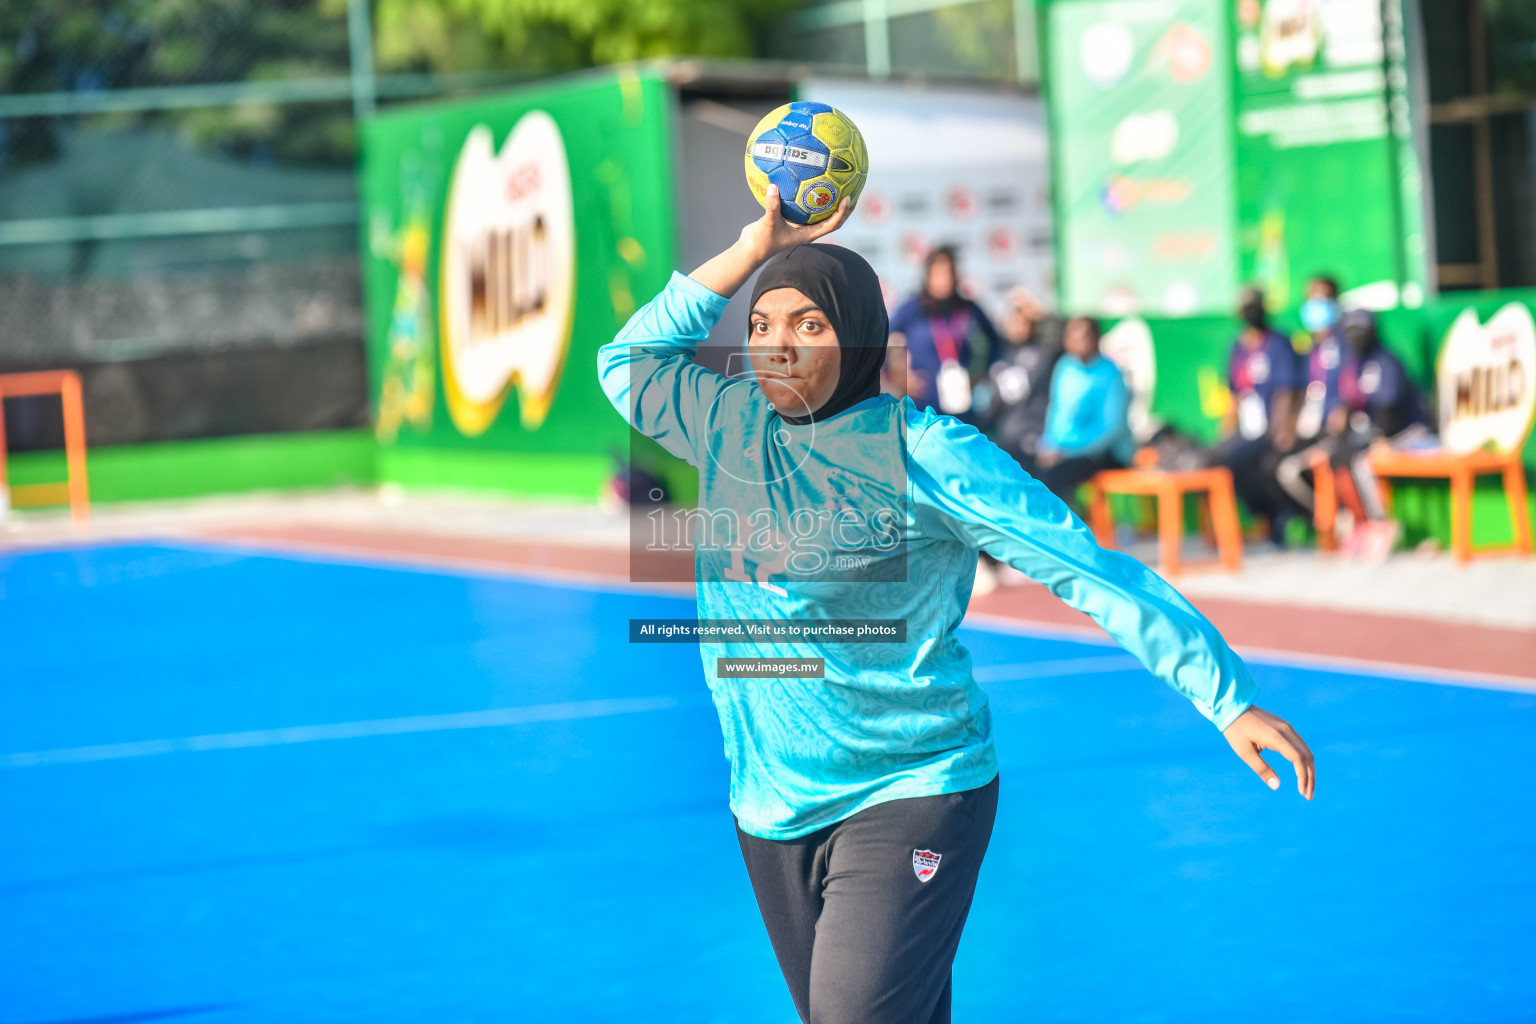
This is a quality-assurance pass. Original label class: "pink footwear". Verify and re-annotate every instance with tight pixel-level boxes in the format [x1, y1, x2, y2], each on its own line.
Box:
[1359, 520, 1400, 564]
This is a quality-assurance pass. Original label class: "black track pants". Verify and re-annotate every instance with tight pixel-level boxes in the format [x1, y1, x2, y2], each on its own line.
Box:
[735, 776, 1000, 1024]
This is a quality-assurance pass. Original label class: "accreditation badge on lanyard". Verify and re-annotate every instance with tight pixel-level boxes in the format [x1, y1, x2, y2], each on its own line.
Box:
[1235, 348, 1270, 440]
[1296, 340, 1339, 440]
[930, 309, 973, 415]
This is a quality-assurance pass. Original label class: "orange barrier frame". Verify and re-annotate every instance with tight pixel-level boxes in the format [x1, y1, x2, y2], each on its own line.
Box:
[0, 369, 90, 525]
[1086, 465, 1243, 576]
[1367, 448, 1531, 564]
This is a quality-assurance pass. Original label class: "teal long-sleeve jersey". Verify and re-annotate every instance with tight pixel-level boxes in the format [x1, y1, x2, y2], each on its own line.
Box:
[599, 272, 1258, 840]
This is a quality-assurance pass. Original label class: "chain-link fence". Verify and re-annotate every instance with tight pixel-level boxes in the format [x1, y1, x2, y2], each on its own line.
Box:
[0, 0, 534, 449]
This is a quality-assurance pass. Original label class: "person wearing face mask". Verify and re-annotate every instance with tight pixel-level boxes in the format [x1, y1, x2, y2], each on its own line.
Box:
[1276, 308, 1432, 560]
[888, 246, 1003, 421]
[597, 187, 1313, 1024]
[1293, 275, 1347, 445]
[1338, 308, 1431, 443]
[1271, 276, 1349, 528]
[1337, 308, 1434, 559]
[1209, 286, 1303, 545]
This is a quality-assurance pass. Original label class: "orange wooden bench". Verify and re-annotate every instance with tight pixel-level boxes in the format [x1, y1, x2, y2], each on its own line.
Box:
[1311, 447, 1532, 562]
[1086, 461, 1243, 576]
[0, 369, 91, 526]
[1366, 448, 1530, 564]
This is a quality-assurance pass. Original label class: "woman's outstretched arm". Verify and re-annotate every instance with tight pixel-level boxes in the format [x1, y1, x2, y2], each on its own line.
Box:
[907, 411, 1315, 799]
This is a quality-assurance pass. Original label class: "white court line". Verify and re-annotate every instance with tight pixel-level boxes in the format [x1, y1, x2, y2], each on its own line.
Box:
[1, 656, 1142, 772]
[173, 540, 1536, 695]
[8, 642, 1531, 772]
[961, 610, 1536, 694]
[0, 694, 705, 770]
[1221, 644, 1536, 694]
[2, 655, 1139, 771]
[167, 535, 696, 599]
[34, 540, 1536, 696]
[972, 654, 1142, 683]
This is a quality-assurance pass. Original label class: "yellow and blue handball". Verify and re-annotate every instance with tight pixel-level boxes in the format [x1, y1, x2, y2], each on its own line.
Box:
[744, 101, 869, 225]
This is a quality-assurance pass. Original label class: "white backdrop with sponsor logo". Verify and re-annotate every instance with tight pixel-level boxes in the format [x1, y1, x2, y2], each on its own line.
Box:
[1436, 301, 1536, 455]
[439, 113, 576, 434]
[799, 79, 1056, 321]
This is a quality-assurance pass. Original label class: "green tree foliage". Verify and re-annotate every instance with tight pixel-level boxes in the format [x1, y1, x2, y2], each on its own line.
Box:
[0, 0, 805, 173]
[4, 1, 356, 166]
[0, 1, 355, 166]
[372, 0, 804, 74]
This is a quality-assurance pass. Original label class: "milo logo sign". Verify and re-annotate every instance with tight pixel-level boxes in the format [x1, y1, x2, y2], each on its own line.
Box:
[440, 111, 576, 434]
[1436, 302, 1536, 454]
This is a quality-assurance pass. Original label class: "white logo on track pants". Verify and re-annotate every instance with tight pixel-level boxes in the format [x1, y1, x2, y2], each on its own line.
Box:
[912, 848, 942, 882]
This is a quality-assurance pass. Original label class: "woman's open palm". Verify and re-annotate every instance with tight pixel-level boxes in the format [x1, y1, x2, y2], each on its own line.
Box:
[739, 185, 855, 262]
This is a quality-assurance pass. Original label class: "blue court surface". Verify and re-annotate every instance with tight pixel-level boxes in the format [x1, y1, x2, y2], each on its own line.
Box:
[2, 541, 1533, 1023]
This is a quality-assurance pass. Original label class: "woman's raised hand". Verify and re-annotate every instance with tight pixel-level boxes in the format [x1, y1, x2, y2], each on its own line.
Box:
[690, 187, 855, 299]
[739, 186, 855, 263]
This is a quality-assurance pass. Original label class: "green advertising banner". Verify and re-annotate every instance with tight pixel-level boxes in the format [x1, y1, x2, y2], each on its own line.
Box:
[1233, 0, 1429, 311]
[359, 69, 678, 494]
[1045, 0, 1239, 317]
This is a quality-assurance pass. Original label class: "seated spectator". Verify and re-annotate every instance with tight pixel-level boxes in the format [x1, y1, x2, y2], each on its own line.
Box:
[1340, 309, 1432, 442]
[1034, 317, 1134, 509]
[1293, 274, 1347, 445]
[1277, 309, 1432, 561]
[1273, 298, 1350, 520]
[975, 288, 1064, 592]
[888, 246, 1002, 420]
[1272, 275, 1347, 504]
[1272, 275, 1349, 521]
[984, 286, 1063, 475]
[1209, 286, 1303, 544]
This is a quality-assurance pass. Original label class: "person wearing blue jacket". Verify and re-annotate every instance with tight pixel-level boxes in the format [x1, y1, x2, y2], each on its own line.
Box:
[1033, 316, 1136, 508]
[597, 186, 1314, 1024]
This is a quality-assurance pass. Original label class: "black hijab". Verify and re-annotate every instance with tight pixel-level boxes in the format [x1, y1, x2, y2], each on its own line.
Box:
[749, 243, 889, 425]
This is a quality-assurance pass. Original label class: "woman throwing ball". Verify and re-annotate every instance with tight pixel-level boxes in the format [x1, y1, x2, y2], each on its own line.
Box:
[597, 187, 1314, 1024]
